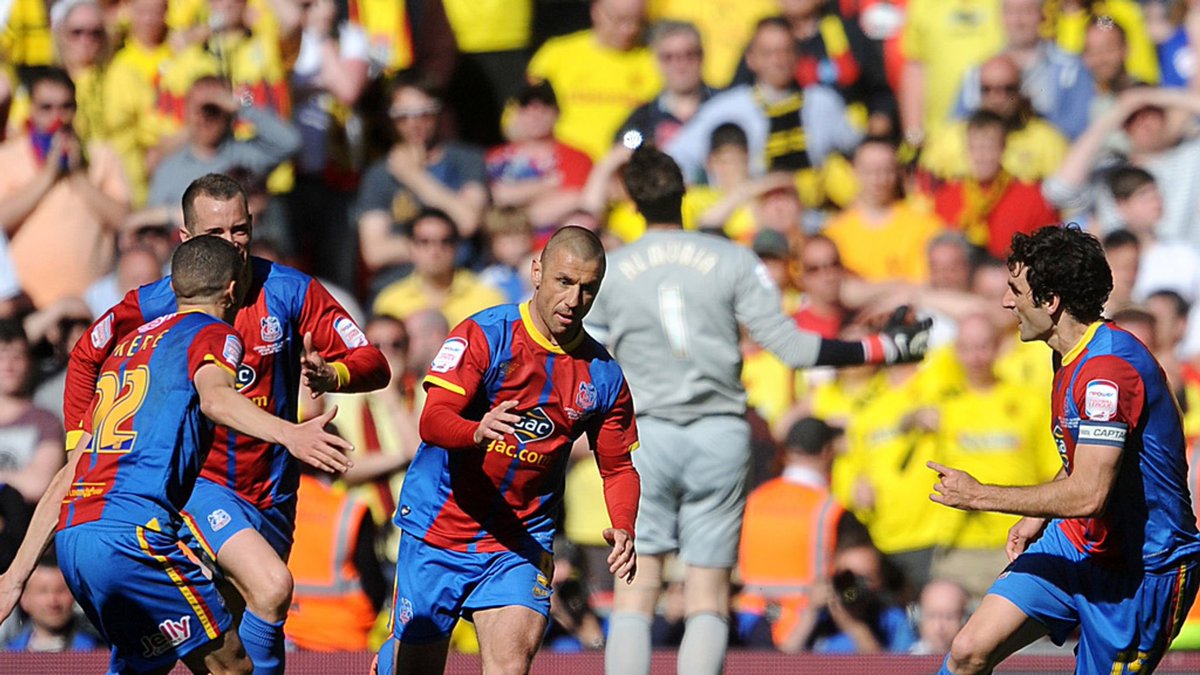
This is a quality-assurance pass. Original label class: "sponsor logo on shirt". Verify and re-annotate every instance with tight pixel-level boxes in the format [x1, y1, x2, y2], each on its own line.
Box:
[141, 616, 192, 657]
[486, 439, 552, 466]
[260, 315, 283, 343]
[334, 316, 368, 349]
[513, 407, 555, 443]
[223, 335, 242, 367]
[1084, 379, 1119, 422]
[430, 337, 468, 373]
[207, 509, 232, 532]
[236, 363, 257, 390]
[91, 313, 114, 348]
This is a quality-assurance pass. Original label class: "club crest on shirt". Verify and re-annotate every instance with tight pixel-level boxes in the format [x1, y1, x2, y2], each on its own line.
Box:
[575, 381, 598, 410]
[1084, 379, 1119, 422]
[513, 407, 555, 443]
[260, 315, 283, 343]
[397, 597, 414, 625]
[430, 337, 468, 373]
[207, 509, 231, 532]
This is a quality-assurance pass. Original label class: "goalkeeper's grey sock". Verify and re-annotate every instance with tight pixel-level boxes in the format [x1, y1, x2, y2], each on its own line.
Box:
[677, 612, 729, 675]
[605, 611, 652, 675]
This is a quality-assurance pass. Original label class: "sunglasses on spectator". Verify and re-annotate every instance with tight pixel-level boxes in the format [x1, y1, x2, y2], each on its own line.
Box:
[803, 260, 842, 274]
[658, 49, 701, 63]
[67, 26, 105, 40]
[981, 82, 1020, 94]
[389, 105, 441, 120]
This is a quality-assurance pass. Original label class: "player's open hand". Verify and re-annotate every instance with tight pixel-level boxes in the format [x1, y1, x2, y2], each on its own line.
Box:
[603, 527, 637, 584]
[473, 400, 520, 446]
[0, 574, 21, 624]
[284, 405, 354, 473]
[928, 461, 983, 510]
[1006, 516, 1047, 562]
[300, 332, 338, 397]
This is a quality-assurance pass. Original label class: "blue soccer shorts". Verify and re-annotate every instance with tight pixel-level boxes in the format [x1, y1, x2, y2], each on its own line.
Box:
[55, 521, 233, 673]
[989, 523, 1200, 674]
[376, 531, 554, 670]
[181, 478, 296, 563]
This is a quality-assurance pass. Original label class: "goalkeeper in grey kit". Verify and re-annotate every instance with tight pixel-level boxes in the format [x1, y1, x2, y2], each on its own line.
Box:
[588, 146, 931, 675]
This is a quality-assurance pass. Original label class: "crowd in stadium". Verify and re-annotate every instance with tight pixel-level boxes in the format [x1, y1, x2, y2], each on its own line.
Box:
[1, 0, 1200, 661]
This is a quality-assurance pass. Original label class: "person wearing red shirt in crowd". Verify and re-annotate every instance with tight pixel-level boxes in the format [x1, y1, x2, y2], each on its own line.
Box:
[933, 111, 1059, 259]
[794, 235, 848, 339]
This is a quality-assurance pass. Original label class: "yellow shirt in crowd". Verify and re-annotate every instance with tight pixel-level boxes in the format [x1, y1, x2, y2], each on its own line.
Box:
[372, 270, 505, 328]
[1051, 0, 1160, 85]
[920, 118, 1070, 182]
[105, 40, 179, 207]
[527, 30, 661, 160]
[822, 202, 945, 283]
[647, 0, 779, 89]
[443, 0, 531, 53]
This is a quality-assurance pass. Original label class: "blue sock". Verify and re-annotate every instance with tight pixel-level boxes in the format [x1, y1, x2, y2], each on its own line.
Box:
[239, 609, 285, 675]
[937, 654, 954, 675]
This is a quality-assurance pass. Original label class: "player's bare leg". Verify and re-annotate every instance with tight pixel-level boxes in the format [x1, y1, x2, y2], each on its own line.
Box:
[215, 529, 294, 674]
[606, 553, 664, 675]
[474, 605, 548, 675]
[677, 564, 731, 675]
[389, 638, 450, 675]
[942, 594, 1048, 674]
[181, 628, 252, 674]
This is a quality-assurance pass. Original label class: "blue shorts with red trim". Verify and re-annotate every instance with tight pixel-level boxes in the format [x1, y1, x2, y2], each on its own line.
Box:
[181, 478, 296, 563]
[989, 523, 1200, 674]
[376, 531, 554, 670]
[55, 520, 232, 673]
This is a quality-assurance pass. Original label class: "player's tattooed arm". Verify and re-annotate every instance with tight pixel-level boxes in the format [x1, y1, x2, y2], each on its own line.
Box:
[0, 434, 89, 623]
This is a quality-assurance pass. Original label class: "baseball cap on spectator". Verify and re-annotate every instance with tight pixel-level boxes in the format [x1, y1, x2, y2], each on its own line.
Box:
[516, 81, 557, 108]
[784, 417, 841, 456]
[752, 229, 790, 260]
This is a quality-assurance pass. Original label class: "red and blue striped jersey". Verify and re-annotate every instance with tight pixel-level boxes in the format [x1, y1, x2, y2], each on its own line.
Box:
[64, 257, 390, 510]
[397, 303, 639, 552]
[1052, 321, 1200, 571]
[58, 311, 243, 532]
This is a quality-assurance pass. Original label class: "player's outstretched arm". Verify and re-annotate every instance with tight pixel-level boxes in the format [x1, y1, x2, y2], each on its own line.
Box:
[418, 385, 521, 450]
[195, 363, 354, 474]
[0, 434, 88, 623]
[928, 443, 1120, 519]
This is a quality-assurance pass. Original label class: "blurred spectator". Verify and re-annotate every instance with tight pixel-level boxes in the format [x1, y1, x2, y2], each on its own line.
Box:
[1083, 16, 1146, 127]
[526, 0, 662, 160]
[824, 137, 944, 283]
[27, 298, 92, 424]
[1146, 0, 1197, 88]
[1145, 290, 1191, 386]
[790, 543, 916, 653]
[543, 542, 606, 651]
[953, 0, 1094, 140]
[737, 417, 871, 651]
[927, 232, 973, 293]
[326, 315, 420, 561]
[0, 482, 30, 575]
[82, 243, 165, 319]
[477, 208, 535, 304]
[142, 76, 300, 228]
[1102, 228, 1141, 314]
[285, 0, 370, 292]
[1112, 306, 1159, 351]
[616, 20, 713, 149]
[908, 578, 970, 655]
[0, 319, 65, 505]
[647, 0, 778, 89]
[1045, 87, 1200, 248]
[1046, 0, 1161, 85]
[921, 55, 1070, 182]
[685, 123, 761, 243]
[921, 313, 1060, 599]
[0, 0, 53, 72]
[443, 0, 533, 146]
[3, 551, 101, 652]
[486, 81, 593, 233]
[345, 0, 456, 85]
[285, 467, 386, 652]
[668, 17, 860, 194]
[793, 235, 848, 339]
[899, 0, 1003, 145]
[0, 67, 131, 309]
[734, 0, 896, 135]
[932, 111, 1060, 260]
[371, 209, 503, 327]
[754, 229, 801, 312]
[403, 308, 451, 380]
[355, 75, 487, 286]
[103, 0, 175, 208]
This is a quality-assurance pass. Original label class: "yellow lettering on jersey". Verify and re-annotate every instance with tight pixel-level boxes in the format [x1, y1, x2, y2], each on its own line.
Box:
[251, 395, 268, 408]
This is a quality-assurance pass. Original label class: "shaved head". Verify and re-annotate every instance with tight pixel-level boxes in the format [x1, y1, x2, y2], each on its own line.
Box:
[541, 226, 607, 275]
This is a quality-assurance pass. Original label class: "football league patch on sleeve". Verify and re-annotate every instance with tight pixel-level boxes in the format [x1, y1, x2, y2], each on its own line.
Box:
[91, 313, 114, 348]
[223, 335, 243, 368]
[333, 316, 369, 349]
[430, 337, 468, 373]
[1084, 379, 1119, 422]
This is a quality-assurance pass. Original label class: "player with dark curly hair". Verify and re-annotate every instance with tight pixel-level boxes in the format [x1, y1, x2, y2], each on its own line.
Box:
[928, 225, 1200, 674]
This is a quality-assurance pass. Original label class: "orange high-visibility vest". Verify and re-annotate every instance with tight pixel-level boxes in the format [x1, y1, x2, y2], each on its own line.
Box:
[285, 475, 377, 651]
[737, 477, 843, 647]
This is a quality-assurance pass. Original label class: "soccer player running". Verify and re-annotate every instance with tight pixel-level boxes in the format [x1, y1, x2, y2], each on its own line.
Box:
[375, 226, 640, 675]
[0, 236, 353, 674]
[588, 146, 931, 675]
[58, 173, 390, 674]
[929, 226, 1200, 674]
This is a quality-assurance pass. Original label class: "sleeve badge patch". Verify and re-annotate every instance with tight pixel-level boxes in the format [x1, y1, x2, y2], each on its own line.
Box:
[1084, 379, 1119, 421]
[430, 337, 468, 373]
